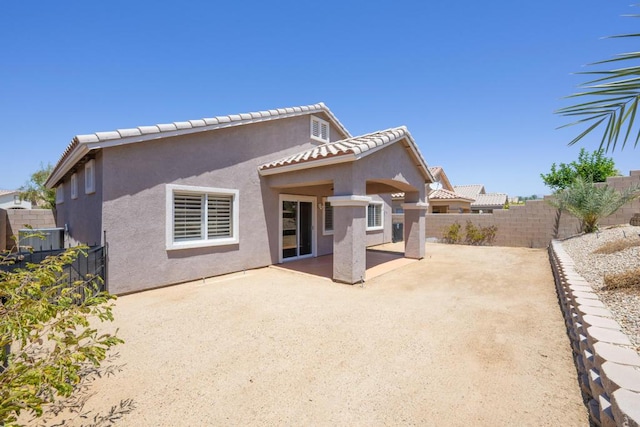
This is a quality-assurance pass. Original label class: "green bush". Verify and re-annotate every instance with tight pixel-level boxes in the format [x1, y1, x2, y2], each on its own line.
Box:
[1, 245, 124, 425]
[442, 222, 462, 244]
[442, 221, 497, 246]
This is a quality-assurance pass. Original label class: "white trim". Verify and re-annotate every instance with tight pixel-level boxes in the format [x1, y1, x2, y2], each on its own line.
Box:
[70, 173, 78, 200]
[55, 183, 64, 204]
[84, 160, 96, 194]
[322, 197, 334, 236]
[45, 144, 90, 188]
[258, 154, 356, 176]
[366, 201, 384, 231]
[165, 184, 239, 250]
[278, 194, 317, 263]
[327, 195, 372, 207]
[402, 202, 429, 210]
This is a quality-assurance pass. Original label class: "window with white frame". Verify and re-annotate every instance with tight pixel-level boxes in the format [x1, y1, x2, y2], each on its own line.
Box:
[366, 202, 383, 231]
[166, 184, 239, 249]
[55, 184, 64, 204]
[70, 173, 78, 199]
[323, 199, 333, 235]
[85, 160, 95, 194]
[310, 116, 330, 143]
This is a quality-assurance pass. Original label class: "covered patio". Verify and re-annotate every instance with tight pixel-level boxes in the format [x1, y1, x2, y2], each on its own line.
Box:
[259, 127, 435, 284]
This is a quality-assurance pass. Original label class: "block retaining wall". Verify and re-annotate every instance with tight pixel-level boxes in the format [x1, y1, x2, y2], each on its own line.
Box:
[549, 240, 640, 426]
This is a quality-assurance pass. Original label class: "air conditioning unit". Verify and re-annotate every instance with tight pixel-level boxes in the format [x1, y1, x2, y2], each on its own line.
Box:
[18, 228, 65, 252]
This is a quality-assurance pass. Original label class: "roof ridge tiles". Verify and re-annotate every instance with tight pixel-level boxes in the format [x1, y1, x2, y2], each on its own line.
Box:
[47, 102, 352, 188]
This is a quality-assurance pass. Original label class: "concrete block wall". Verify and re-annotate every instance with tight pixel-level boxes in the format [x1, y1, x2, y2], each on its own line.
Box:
[0, 208, 56, 251]
[425, 171, 640, 248]
[549, 240, 640, 427]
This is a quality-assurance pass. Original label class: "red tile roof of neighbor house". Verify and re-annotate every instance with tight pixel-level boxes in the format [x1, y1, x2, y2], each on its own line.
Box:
[429, 188, 475, 201]
[258, 127, 435, 182]
[471, 193, 508, 208]
[45, 103, 352, 188]
[453, 184, 486, 199]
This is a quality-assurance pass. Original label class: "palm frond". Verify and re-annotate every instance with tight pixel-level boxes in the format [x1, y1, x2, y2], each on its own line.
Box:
[557, 13, 640, 151]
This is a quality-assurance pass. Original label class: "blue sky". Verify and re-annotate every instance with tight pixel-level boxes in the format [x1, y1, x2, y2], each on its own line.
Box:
[1, 0, 638, 196]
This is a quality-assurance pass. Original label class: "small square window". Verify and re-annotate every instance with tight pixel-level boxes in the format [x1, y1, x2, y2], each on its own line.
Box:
[56, 184, 64, 204]
[323, 199, 333, 235]
[310, 116, 330, 143]
[85, 160, 95, 194]
[71, 173, 78, 199]
[366, 202, 383, 231]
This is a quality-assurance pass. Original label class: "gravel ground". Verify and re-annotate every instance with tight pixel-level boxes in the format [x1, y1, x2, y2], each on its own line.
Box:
[560, 225, 640, 352]
[34, 243, 586, 426]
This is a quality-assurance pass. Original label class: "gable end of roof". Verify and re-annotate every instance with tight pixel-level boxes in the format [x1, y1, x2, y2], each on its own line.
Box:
[45, 102, 351, 188]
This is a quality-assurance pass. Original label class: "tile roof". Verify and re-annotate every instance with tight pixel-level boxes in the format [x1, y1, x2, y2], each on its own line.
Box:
[46, 103, 351, 188]
[471, 193, 508, 208]
[453, 184, 485, 199]
[429, 188, 474, 201]
[428, 166, 442, 176]
[258, 127, 434, 182]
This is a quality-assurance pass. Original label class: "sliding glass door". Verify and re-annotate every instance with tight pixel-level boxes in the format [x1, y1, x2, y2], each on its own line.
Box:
[280, 196, 315, 261]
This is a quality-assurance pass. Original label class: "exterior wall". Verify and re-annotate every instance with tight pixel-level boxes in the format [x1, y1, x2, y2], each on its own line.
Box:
[54, 151, 104, 247]
[425, 171, 640, 248]
[100, 115, 346, 294]
[0, 208, 56, 251]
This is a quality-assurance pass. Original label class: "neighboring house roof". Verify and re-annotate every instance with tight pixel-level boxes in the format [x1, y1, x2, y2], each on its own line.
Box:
[45, 103, 351, 188]
[258, 127, 435, 182]
[428, 166, 442, 177]
[0, 189, 17, 197]
[429, 188, 474, 202]
[471, 193, 508, 208]
[453, 184, 485, 199]
[428, 166, 454, 191]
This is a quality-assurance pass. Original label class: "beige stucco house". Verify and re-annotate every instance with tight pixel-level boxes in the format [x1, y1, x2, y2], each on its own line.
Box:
[45, 103, 434, 294]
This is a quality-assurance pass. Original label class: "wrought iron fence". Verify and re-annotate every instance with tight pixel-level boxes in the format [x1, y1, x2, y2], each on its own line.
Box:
[0, 245, 107, 294]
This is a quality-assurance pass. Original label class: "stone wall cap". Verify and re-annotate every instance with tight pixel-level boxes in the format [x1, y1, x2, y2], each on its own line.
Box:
[611, 388, 640, 425]
[594, 342, 640, 367]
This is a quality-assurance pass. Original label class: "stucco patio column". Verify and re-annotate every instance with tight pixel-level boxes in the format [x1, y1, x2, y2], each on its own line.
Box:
[327, 195, 371, 284]
[402, 196, 428, 260]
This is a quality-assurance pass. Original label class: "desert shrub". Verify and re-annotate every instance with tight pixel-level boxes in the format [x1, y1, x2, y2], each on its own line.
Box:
[603, 268, 640, 291]
[442, 222, 462, 244]
[593, 238, 640, 255]
[1, 244, 124, 425]
[464, 221, 482, 245]
[443, 221, 497, 246]
[464, 221, 497, 246]
[481, 225, 498, 245]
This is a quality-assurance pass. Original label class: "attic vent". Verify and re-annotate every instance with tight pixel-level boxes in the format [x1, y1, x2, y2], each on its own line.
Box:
[310, 116, 329, 143]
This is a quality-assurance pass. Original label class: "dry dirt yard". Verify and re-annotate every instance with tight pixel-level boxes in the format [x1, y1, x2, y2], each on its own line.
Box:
[73, 243, 588, 426]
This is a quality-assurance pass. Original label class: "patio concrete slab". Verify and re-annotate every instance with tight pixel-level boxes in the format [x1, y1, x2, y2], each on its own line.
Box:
[63, 243, 588, 426]
[272, 244, 416, 281]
